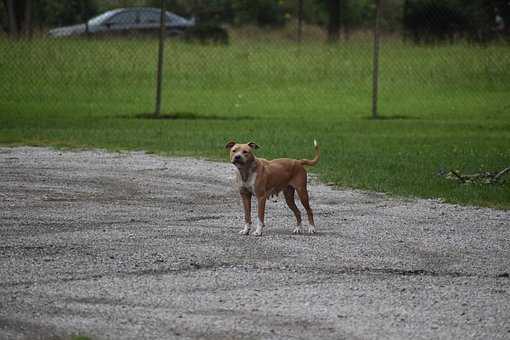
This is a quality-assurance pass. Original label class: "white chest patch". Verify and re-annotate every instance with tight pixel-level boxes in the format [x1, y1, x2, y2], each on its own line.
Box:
[240, 171, 257, 194]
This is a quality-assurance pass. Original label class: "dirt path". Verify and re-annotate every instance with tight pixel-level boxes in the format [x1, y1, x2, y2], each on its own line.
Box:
[1, 147, 509, 340]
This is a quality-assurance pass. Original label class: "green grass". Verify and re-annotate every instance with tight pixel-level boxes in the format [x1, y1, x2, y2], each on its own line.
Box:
[1, 36, 509, 209]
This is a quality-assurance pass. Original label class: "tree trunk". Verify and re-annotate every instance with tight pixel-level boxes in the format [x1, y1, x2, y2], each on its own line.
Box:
[1, 0, 7, 32]
[23, 0, 32, 38]
[6, 0, 17, 37]
[327, 0, 341, 42]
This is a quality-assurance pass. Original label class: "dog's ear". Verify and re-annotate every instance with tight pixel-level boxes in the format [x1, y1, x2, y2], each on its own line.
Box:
[225, 140, 236, 150]
[248, 142, 259, 149]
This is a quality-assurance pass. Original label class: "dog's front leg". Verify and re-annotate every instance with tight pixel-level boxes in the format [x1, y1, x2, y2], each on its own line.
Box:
[239, 191, 252, 235]
[252, 194, 266, 236]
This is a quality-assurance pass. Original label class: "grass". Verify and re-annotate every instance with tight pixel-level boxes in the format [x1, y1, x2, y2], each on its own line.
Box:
[0, 34, 509, 209]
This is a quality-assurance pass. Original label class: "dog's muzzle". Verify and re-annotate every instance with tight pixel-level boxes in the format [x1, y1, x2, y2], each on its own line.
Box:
[232, 154, 245, 167]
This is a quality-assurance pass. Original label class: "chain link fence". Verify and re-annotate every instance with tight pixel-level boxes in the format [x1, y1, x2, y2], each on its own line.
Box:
[1, 0, 509, 121]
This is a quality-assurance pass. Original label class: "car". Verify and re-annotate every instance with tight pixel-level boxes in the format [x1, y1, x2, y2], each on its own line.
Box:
[48, 7, 195, 38]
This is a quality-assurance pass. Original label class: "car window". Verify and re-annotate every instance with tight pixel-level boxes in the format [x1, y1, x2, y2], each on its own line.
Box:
[107, 11, 138, 25]
[139, 10, 161, 24]
[88, 11, 117, 26]
[166, 13, 185, 25]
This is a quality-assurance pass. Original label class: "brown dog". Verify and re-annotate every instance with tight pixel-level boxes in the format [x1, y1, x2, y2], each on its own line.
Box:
[225, 140, 320, 236]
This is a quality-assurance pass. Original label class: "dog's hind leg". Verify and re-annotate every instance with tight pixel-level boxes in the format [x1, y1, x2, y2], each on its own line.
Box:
[296, 187, 316, 234]
[284, 186, 303, 234]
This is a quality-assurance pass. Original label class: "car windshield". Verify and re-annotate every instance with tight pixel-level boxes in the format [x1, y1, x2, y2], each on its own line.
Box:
[88, 10, 119, 26]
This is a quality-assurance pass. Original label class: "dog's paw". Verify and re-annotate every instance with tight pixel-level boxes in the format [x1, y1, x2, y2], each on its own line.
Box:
[292, 227, 302, 234]
[239, 224, 251, 235]
[252, 230, 263, 236]
[308, 226, 316, 234]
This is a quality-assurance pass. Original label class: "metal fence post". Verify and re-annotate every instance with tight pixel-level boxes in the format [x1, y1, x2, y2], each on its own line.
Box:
[372, 0, 382, 119]
[154, 0, 165, 116]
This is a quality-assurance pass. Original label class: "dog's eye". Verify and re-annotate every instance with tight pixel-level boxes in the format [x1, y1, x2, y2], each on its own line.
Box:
[243, 150, 248, 154]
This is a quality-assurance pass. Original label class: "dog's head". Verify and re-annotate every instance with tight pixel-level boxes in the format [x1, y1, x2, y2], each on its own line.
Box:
[225, 140, 259, 168]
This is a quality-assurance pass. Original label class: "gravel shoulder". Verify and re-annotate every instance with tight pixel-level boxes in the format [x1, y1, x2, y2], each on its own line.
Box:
[0, 147, 509, 340]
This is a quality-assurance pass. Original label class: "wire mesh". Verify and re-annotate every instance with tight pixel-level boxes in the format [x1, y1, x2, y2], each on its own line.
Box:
[0, 0, 509, 121]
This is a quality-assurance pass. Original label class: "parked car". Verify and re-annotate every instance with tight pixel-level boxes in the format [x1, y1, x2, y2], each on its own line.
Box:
[48, 7, 195, 38]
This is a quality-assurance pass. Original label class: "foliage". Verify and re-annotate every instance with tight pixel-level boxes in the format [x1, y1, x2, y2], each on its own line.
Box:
[35, 0, 99, 27]
[143, 0, 284, 26]
[403, 0, 510, 43]
[403, 0, 466, 43]
[0, 0, 98, 33]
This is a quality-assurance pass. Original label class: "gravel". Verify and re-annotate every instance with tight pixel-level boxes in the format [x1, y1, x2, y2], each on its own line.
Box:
[0, 146, 509, 340]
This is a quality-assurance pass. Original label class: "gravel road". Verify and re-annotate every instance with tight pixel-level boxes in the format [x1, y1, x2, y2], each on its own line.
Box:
[0, 147, 509, 340]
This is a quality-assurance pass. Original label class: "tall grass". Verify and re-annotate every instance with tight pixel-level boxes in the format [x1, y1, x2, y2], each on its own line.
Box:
[0, 35, 509, 208]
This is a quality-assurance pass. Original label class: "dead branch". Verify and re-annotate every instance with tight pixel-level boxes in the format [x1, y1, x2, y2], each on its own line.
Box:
[449, 170, 466, 183]
[493, 167, 510, 182]
[444, 166, 510, 184]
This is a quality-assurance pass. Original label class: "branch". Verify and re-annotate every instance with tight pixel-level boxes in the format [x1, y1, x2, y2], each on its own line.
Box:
[449, 170, 466, 183]
[445, 167, 510, 184]
[493, 166, 510, 183]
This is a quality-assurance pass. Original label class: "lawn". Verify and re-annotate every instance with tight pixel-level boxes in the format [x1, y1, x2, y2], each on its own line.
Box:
[0, 34, 509, 208]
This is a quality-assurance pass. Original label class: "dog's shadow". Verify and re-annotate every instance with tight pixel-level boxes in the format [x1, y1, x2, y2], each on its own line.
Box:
[265, 229, 321, 237]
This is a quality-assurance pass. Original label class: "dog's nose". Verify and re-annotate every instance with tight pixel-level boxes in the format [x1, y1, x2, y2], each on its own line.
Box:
[234, 155, 242, 161]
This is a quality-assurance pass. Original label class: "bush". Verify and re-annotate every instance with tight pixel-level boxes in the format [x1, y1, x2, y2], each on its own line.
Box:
[403, 0, 510, 44]
[183, 24, 229, 45]
[403, 0, 467, 43]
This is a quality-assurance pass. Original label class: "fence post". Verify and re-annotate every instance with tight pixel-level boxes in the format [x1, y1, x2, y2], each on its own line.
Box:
[371, 0, 382, 119]
[154, 0, 165, 116]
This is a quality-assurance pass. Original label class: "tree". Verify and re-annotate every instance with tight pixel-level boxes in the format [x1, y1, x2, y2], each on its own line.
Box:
[403, 0, 510, 44]
[1, 0, 98, 37]
[319, 0, 375, 42]
[3, 0, 32, 37]
[325, 0, 341, 42]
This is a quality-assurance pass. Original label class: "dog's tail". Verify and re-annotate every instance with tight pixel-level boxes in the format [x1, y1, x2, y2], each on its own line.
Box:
[300, 139, 320, 167]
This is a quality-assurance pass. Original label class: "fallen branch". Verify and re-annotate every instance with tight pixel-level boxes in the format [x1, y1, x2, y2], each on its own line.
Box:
[449, 170, 466, 183]
[444, 167, 510, 184]
[494, 166, 510, 182]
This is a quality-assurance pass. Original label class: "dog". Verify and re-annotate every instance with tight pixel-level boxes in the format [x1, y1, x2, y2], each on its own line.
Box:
[225, 140, 320, 236]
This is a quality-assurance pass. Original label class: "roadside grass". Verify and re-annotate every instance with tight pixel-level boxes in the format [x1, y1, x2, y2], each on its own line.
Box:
[0, 36, 509, 209]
